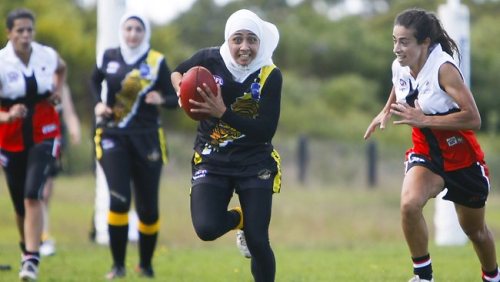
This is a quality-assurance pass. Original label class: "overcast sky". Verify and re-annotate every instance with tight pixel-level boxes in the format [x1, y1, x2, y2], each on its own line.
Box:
[80, 0, 234, 25]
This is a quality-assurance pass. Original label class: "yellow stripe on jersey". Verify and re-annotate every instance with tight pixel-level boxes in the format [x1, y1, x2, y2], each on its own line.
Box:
[146, 50, 163, 73]
[158, 128, 168, 164]
[259, 64, 276, 94]
[94, 127, 103, 160]
[138, 219, 160, 235]
[108, 211, 128, 226]
[271, 149, 282, 193]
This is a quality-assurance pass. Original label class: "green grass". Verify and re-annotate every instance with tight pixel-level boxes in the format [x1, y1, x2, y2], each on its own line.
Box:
[1, 171, 500, 281]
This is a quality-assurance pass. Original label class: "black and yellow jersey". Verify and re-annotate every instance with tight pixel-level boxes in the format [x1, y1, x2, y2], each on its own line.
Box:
[174, 47, 283, 167]
[91, 47, 177, 132]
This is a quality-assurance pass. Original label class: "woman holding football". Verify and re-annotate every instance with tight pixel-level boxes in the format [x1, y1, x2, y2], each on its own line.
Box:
[364, 8, 499, 282]
[171, 9, 282, 282]
[91, 12, 177, 279]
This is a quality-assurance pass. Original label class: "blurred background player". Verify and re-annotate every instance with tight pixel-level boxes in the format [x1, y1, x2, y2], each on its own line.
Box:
[91, 12, 177, 279]
[39, 83, 81, 257]
[0, 8, 67, 281]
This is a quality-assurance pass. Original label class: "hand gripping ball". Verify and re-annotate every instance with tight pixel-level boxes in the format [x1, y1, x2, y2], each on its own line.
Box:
[179, 66, 218, 120]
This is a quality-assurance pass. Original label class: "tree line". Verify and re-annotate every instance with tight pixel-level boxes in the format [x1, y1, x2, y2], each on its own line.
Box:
[1, 0, 499, 140]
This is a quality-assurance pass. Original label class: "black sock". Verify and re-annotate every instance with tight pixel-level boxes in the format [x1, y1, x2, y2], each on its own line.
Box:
[19, 242, 27, 254]
[23, 251, 40, 266]
[412, 254, 432, 280]
[108, 224, 128, 267]
[139, 232, 158, 270]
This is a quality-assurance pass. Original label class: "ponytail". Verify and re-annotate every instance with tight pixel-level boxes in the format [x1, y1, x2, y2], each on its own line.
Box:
[395, 8, 460, 61]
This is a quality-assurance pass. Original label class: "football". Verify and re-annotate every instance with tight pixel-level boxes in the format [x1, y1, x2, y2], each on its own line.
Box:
[179, 66, 218, 121]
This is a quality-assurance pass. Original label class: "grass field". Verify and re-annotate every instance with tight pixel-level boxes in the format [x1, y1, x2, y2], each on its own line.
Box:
[1, 166, 500, 281]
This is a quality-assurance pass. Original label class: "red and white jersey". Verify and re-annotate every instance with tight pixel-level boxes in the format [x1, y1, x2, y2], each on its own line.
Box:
[0, 41, 60, 152]
[392, 44, 484, 171]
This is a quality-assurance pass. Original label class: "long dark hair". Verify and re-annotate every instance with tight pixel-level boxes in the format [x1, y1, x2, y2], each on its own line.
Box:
[395, 8, 460, 60]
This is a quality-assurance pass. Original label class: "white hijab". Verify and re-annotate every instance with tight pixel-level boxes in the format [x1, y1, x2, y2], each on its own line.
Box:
[219, 9, 279, 83]
[118, 12, 151, 65]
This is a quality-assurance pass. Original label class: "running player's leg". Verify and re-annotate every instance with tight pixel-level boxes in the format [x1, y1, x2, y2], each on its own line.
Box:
[400, 165, 443, 281]
[455, 205, 499, 280]
[238, 187, 275, 282]
[22, 140, 58, 278]
[448, 163, 499, 281]
[1, 150, 28, 251]
[190, 174, 239, 241]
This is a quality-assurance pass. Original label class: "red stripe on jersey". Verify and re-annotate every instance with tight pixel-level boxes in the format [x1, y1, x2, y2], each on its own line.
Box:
[0, 101, 60, 152]
[407, 127, 484, 171]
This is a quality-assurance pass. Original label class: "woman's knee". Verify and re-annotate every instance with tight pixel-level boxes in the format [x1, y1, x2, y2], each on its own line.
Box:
[193, 222, 221, 241]
[400, 198, 423, 219]
[464, 225, 491, 243]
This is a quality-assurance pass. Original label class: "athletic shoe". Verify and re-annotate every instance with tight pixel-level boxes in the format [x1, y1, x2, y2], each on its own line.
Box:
[40, 239, 56, 257]
[236, 230, 251, 258]
[19, 260, 38, 281]
[105, 265, 126, 280]
[408, 275, 434, 282]
[135, 265, 154, 278]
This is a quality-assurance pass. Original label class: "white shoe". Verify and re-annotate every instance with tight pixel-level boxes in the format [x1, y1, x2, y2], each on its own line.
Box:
[19, 260, 38, 281]
[40, 239, 56, 257]
[408, 275, 434, 282]
[236, 230, 251, 258]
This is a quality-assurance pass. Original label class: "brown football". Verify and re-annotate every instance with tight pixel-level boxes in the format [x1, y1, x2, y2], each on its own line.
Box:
[179, 66, 218, 121]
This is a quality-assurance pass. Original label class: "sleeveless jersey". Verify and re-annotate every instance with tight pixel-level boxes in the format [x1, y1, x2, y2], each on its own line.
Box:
[0, 41, 61, 152]
[392, 44, 484, 171]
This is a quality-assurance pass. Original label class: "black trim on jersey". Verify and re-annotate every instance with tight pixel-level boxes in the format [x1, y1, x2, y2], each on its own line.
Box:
[419, 128, 444, 170]
[426, 108, 461, 116]
[405, 81, 418, 107]
[22, 74, 38, 148]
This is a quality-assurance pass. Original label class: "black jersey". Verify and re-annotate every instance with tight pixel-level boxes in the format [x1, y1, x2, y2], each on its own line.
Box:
[174, 47, 282, 166]
[91, 48, 177, 132]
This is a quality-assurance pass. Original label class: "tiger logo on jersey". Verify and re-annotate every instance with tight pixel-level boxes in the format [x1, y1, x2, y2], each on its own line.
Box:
[113, 70, 143, 122]
[209, 92, 259, 148]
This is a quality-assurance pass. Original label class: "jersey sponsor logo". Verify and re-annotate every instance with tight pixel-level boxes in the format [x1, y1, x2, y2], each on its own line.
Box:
[257, 169, 272, 180]
[214, 75, 223, 86]
[7, 71, 20, 83]
[147, 149, 160, 162]
[101, 138, 115, 150]
[398, 78, 410, 95]
[42, 124, 58, 134]
[139, 62, 152, 79]
[446, 136, 463, 147]
[193, 169, 207, 180]
[106, 61, 120, 74]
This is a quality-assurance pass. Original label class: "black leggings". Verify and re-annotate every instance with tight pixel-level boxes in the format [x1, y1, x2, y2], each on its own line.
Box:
[190, 184, 275, 282]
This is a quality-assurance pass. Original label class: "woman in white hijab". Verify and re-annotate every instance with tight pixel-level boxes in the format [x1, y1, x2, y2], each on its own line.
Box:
[91, 12, 177, 280]
[172, 9, 282, 282]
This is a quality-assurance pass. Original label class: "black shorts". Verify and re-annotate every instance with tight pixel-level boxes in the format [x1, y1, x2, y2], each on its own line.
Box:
[405, 153, 490, 208]
[191, 149, 282, 194]
[0, 139, 59, 215]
